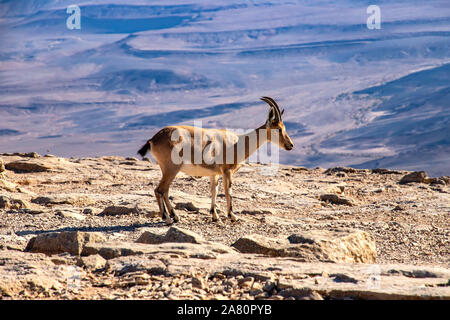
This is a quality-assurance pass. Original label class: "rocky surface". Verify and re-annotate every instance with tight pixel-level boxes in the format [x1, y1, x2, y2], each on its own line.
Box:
[0, 153, 449, 300]
[232, 229, 377, 263]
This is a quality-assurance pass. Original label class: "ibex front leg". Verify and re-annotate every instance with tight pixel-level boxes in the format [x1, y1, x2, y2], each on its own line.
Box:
[209, 175, 220, 221]
[223, 170, 238, 222]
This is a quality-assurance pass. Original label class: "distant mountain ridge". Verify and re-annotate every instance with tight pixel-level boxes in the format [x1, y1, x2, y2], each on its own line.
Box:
[0, 0, 448, 175]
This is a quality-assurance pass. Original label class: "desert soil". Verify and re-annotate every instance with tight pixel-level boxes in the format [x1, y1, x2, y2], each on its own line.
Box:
[0, 153, 448, 300]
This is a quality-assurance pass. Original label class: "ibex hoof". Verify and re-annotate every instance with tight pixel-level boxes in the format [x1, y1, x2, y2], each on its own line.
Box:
[170, 210, 180, 223]
[228, 213, 238, 222]
[165, 217, 174, 225]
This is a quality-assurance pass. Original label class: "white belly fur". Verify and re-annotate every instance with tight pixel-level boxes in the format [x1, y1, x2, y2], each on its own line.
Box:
[180, 164, 217, 177]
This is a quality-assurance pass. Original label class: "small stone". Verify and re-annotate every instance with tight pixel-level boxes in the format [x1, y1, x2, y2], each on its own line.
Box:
[424, 177, 447, 185]
[164, 227, 205, 244]
[252, 282, 263, 291]
[175, 202, 199, 212]
[136, 231, 167, 244]
[77, 254, 106, 270]
[223, 278, 238, 288]
[191, 277, 207, 290]
[55, 210, 86, 221]
[254, 292, 269, 299]
[324, 167, 357, 174]
[99, 205, 138, 216]
[0, 195, 29, 209]
[291, 167, 308, 172]
[0, 179, 19, 192]
[319, 194, 354, 206]
[83, 208, 95, 215]
[302, 291, 324, 300]
[238, 277, 254, 288]
[214, 273, 226, 280]
[263, 280, 275, 292]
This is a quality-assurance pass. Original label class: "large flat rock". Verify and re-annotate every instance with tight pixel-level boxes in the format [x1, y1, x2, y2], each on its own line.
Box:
[25, 231, 106, 256]
[231, 229, 377, 263]
[0, 249, 80, 298]
[81, 240, 237, 260]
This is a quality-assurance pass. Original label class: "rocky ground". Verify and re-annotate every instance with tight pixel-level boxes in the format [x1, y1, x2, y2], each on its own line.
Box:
[0, 153, 448, 300]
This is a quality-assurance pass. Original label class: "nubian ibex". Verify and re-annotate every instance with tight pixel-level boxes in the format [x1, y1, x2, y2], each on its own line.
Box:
[137, 97, 294, 224]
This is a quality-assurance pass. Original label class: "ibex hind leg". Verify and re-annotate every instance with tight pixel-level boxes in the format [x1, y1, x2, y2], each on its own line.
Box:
[163, 193, 179, 223]
[155, 165, 180, 225]
[155, 189, 173, 225]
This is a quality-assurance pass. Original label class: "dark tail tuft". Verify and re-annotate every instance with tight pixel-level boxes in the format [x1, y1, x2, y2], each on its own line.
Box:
[137, 140, 151, 157]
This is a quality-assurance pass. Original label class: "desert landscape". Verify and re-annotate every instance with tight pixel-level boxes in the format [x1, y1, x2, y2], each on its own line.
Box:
[0, 152, 448, 300]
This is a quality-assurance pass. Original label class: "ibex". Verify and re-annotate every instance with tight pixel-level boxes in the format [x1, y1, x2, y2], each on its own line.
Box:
[137, 97, 294, 224]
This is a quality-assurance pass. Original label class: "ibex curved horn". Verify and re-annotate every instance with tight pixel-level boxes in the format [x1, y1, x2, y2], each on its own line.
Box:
[260, 96, 282, 121]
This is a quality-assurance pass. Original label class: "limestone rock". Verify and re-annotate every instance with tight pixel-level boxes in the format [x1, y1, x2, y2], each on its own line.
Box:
[164, 227, 205, 244]
[175, 202, 199, 212]
[99, 205, 138, 216]
[0, 153, 448, 300]
[5, 157, 75, 173]
[136, 230, 167, 244]
[55, 209, 86, 221]
[371, 168, 403, 174]
[2, 248, 449, 299]
[324, 167, 357, 174]
[191, 276, 208, 290]
[0, 195, 29, 209]
[0, 179, 19, 192]
[1, 152, 40, 158]
[232, 229, 377, 263]
[279, 287, 324, 300]
[76, 254, 107, 270]
[231, 234, 289, 257]
[32, 195, 94, 207]
[5, 159, 53, 173]
[399, 171, 427, 184]
[0, 158, 5, 173]
[25, 231, 106, 256]
[105, 255, 166, 276]
[424, 177, 447, 185]
[290, 167, 308, 172]
[137, 227, 205, 245]
[0, 250, 76, 298]
[238, 276, 254, 288]
[439, 176, 450, 185]
[82, 240, 236, 260]
[319, 194, 354, 206]
[240, 209, 275, 215]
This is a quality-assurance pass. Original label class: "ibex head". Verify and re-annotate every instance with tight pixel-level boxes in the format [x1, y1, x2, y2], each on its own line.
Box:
[261, 96, 294, 151]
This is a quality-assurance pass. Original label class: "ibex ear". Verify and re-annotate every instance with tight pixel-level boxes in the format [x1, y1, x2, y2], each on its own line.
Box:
[266, 108, 275, 127]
